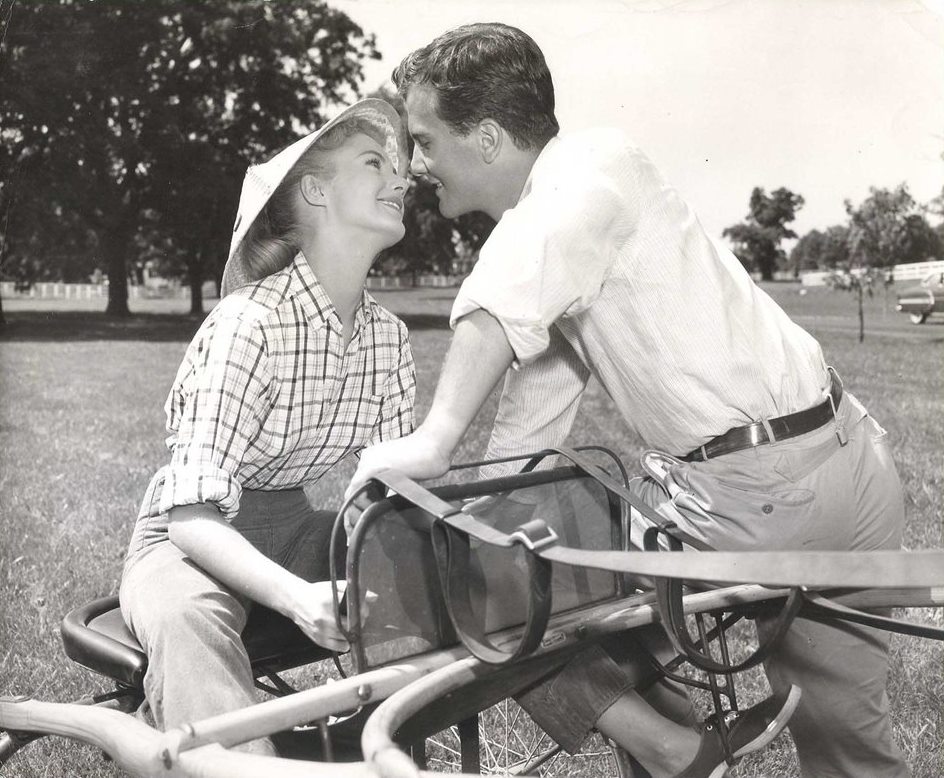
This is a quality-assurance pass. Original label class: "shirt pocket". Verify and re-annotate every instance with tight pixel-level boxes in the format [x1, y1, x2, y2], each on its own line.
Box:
[309, 391, 386, 460]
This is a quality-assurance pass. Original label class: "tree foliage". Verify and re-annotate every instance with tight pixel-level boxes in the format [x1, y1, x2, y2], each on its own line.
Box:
[1, 0, 379, 315]
[789, 225, 851, 274]
[722, 187, 804, 281]
[844, 184, 941, 269]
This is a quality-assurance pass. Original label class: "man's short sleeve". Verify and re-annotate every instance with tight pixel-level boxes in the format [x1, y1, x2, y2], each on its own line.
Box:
[451, 144, 633, 365]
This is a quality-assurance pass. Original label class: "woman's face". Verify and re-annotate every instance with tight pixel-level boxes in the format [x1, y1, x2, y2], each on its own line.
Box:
[317, 133, 407, 247]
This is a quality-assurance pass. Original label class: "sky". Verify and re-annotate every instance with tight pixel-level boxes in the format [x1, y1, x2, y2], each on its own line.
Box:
[331, 0, 944, 242]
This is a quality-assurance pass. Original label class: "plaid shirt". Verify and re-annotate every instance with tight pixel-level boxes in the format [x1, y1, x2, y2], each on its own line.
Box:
[136, 255, 415, 532]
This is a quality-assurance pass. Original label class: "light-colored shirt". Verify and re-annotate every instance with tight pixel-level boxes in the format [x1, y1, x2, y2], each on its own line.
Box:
[451, 130, 829, 459]
[132, 255, 415, 547]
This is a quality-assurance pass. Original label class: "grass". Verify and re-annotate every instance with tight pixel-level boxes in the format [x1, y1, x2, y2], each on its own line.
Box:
[0, 282, 941, 777]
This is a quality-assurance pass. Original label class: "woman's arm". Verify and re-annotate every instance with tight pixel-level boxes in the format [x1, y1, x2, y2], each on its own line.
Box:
[168, 503, 348, 652]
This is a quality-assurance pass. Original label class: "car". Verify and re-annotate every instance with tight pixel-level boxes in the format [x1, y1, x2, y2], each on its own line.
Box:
[896, 271, 944, 324]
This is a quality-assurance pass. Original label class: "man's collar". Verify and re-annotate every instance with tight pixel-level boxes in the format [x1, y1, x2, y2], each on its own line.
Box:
[517, 135, 561, 204]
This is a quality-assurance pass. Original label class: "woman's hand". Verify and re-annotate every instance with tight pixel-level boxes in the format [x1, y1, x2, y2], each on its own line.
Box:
[286, 580, 350, 652]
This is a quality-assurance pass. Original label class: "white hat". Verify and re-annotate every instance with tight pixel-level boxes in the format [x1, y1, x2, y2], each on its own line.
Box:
[221, 98, 407, 296]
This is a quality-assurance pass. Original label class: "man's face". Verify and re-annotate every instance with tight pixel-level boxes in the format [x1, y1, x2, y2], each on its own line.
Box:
[404, 85, 487, 219]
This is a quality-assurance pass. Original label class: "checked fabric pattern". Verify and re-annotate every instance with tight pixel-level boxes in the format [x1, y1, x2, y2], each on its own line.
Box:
[138, 254, 415, 526]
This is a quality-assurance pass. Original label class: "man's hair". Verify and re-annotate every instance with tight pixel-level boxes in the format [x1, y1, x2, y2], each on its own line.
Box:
[392, 22, 559, 150]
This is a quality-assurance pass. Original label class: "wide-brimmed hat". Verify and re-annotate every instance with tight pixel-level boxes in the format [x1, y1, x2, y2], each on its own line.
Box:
[221, 98, 407, 296]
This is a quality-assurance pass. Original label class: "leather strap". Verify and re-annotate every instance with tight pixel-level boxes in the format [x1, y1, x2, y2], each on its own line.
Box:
[355, 463, 944, 668]
[430, 516, 554, 666]
[366, 462, 944, 588]
[547, 446, 712, 551]
[683, 370, 843, 462]
[643, 525, 803, 674]
[800, 591, 944, 641]
[361, 468, 555, 666]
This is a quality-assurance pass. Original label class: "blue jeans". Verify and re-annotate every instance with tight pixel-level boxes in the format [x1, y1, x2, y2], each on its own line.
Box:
[119, 489, 336, 752]
[517, 393, 910, 777]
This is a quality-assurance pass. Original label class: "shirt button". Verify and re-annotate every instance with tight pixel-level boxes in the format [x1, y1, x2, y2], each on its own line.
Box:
[762, 503, 774, 515]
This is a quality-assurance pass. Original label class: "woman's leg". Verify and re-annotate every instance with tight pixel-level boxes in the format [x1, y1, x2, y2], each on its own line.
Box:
[119, 542, 272, 754]
[118, 489, 327, 755]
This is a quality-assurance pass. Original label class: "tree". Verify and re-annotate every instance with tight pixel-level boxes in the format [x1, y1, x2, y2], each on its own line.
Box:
[825, 267, 887, 343]
[722, 187, 805, 281]
[844, 184, 941, 269]
[789, 225, 851, 274]
[1, 0, 379, 316]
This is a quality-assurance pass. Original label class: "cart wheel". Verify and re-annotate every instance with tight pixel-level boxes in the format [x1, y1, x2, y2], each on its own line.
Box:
[424, 698, 633, 776]
[910, 312, 929, 324]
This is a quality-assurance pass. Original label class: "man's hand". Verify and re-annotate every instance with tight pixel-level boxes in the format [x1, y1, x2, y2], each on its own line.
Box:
[345, 309, 515, 528]
[346, 427, 452, 503]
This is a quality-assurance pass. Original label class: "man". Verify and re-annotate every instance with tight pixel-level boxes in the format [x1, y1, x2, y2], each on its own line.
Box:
[351, 23, 908, 778]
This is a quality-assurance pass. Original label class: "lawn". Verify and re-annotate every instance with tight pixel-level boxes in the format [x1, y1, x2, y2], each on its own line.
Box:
[0, 282, 941, 777]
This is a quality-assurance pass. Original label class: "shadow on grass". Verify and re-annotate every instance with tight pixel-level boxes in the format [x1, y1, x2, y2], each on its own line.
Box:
[0, 310, 451, 342]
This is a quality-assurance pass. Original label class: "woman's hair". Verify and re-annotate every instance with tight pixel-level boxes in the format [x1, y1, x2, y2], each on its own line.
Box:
[391, 22, 559, 151]
[235, 117, 389, 281]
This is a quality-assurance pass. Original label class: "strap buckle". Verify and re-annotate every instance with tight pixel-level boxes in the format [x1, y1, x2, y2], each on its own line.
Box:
[510, 519, 559, 552]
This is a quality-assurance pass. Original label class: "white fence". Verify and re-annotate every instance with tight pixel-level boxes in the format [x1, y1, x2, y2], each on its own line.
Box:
[1, 281, 112, 299]
[365, 274, 462, 290]
[1, 275, 465, 300]
[800, 259, 944, 287]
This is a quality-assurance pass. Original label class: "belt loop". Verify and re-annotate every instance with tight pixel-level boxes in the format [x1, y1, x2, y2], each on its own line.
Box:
[826, 366, 843, 412]
[760, 417, 777, 445]
[826, 367, 848, 447]
[699, 445, 708, 461]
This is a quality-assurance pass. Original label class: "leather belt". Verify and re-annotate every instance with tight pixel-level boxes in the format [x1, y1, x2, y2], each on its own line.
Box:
[682, 371, 843, 462]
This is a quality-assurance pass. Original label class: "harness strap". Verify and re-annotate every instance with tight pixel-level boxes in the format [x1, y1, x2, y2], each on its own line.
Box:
[359, 463, 944, 667]
[430, 517, 554, 666]
[361, 469, 555, 666]
[800, 591, 944, 641]
[548, 446, 713, 551]
[644, 524, 803, 674]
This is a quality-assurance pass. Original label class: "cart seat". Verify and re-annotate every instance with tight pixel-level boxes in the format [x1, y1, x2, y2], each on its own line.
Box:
[61, 595, 332, 690]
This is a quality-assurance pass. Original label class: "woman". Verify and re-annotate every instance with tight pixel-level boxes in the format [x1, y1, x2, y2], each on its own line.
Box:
[119, 99, 415, 755]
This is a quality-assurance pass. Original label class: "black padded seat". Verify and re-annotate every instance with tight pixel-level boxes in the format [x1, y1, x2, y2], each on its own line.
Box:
[61, 595, 333, 690]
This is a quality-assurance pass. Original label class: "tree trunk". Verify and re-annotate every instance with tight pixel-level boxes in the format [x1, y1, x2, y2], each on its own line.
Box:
[857, 284, 865, 343]
[102, 227, 131, 316]
[188, 262, 203, 316]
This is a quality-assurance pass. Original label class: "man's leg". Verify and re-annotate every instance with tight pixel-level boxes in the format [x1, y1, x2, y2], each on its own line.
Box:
[759, 615, 906, 777]
[647, 397, 909, 777]
[758, 409, 909, 777]
[513, 631, 699, 776]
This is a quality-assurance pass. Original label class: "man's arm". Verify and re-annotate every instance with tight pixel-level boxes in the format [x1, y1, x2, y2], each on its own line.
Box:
[347, 308, 514, 496]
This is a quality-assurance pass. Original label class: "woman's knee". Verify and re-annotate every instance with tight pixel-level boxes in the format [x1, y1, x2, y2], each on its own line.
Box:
[121, 550, 248, 645]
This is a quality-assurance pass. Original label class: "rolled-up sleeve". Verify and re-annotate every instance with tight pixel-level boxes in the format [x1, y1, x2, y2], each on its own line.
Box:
[451, 167, 629, 365]
[156, 309, 274, 520]
[370, 323, 417, 444]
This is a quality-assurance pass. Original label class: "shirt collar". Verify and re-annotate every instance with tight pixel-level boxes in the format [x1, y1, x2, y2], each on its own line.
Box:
[289, 253, 375, 332]
[517, 135, 561, 205]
